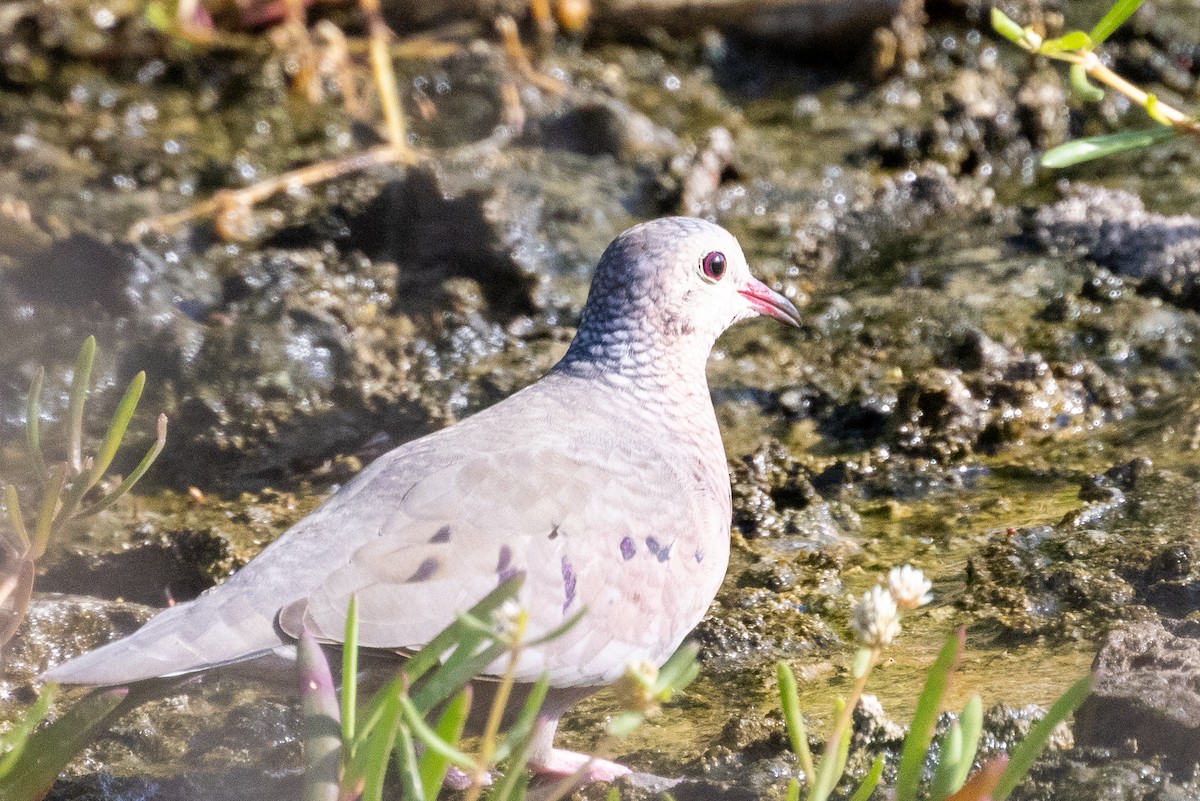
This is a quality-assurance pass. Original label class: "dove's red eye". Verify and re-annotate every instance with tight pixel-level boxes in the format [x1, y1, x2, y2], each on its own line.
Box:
[700, 251, 726, 283]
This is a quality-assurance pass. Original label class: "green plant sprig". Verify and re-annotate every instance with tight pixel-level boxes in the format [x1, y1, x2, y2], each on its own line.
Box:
[1, 337, 167, 648]
[992, 1, 1200, 166]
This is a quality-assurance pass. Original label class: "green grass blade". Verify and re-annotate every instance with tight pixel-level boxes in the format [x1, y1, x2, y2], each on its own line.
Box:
[1041, 128, 1177, 168]
[847, 755, 884, 801]
[0, 687, 126, 801]
[0, 686, 56, 779]
[31, 465, 66, 559]
[493, 675, 549, 763]
[410, 640, 507, 714]
[777, 661, 815, 780]
[396, 694, 475, 769]
[4, 486, 30, 554]
[489, 685, 544, 801]
[25, 367, 48, 483]
[76, 413, 167, 518]
[526, 606, 586, 647]
[342, 595, 359, 751]
[358, 682, 403, 801]
[1090, 0, 1146, 44]
[394, 725, 427, 801]
[895, 629, 964, 801]
[952, 695, 983, 792]
[418, 688, 472, 799]
[994, 675, 1093, 800]
[85, 371, 145, 491]
[929, 722, 963, 800]
[298, 633, 341, 801]
[656, 642, 700, 694]
[807, 698, 849, 801]
[67, 336, 96, 475]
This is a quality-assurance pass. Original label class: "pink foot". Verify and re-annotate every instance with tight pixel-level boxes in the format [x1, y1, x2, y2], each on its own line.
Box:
[530, 748, 632, 783]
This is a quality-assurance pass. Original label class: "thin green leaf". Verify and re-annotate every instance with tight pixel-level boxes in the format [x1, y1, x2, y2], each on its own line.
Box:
[777, 661, 815, 780]
[786, 778, 801, 801]
[1038, 31, 1092, 53]
[25, 367, 47, 483]
[525, 606, 586, 647]
[930, 722, 964, 800]
[895, 629, 964, 801]
[491, 681, 546, 801]
[0, 687, 126, 800]
[847, 755, 885, 801]
[1041, 128, 1177, 168]
[656, 642, 700, 695]
[1090, 0, 1146, 44]
[67, 336, 96, 475]
[358, 683, 403, 801]
[1069, 64, 1105, 102]
[994, 675, 1093, 800]
[31, 465, 66, 559]
[410, 639, 507, 715]
[56, 472, 95, 529]
[953, 695, 984, 792]
[418, 688, 471, 799]
[394, 725, 427, 801]
[0, 686, 56, 779]
[808, 698, 849, 801]
[76, 413, 167, 518]
[396, 695, 475, 769]
[608, 710, 645, 737]
[401, 574, 522, 682]
[990, 8, 1028, 45]
[342, 595, 359, 750]
[494, 675, 550, 763]
[4, 486, 30, 554]
[85, 371, 145, 491]
[298, 633, 341, 801]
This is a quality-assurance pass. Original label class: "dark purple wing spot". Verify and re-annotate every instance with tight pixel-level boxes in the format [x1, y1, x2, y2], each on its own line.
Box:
[549, 524, 561, 540]
[496, 545, 517, 583]
[406, 557, 440, 583]
[561, 557, 577, 615]
[620, 536, 636, 560]
[429, 525, 452, 543]
[645, 536, 671, 563]
[694, 549, 704, 564]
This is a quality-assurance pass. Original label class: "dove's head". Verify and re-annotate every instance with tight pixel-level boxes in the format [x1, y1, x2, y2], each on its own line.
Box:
[560, 217, 801, 378]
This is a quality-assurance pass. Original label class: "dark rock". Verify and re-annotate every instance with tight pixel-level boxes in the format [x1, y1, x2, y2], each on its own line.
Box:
[1028, 185, 1200, 310]
[1075, 619, 1200, 774]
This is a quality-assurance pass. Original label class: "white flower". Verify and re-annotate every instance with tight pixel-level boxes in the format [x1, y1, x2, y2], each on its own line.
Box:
[888, 565, 933, 610]
[851, 585, 901, 648]
[493, 599, 524, 637]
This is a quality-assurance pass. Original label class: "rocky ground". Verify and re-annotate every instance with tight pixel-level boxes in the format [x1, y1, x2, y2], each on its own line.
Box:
[1, 0, 1200, 798]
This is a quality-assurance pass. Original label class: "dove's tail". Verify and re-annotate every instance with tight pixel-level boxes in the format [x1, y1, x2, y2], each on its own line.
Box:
[41, 592, 284, 686]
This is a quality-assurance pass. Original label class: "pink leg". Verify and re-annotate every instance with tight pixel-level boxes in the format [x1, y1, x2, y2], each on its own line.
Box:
[525, 712, 630, 784]
[528, 748, 631, 783]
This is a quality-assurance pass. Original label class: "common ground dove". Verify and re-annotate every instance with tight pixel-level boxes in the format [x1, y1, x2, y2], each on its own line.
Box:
[43, 217, 801, 780]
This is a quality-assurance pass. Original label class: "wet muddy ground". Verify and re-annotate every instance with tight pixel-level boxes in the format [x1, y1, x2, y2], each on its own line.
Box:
[2, 0, 1200, 798]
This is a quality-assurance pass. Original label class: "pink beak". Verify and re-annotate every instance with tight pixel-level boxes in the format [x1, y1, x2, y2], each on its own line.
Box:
[738, 277, 802, 328]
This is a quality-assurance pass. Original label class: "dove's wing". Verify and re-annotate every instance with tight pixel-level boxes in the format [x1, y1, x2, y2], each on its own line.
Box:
[44, 375, 730, 687]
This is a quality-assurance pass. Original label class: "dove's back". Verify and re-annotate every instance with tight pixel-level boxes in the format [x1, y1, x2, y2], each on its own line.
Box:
[44, 367, 732, 688]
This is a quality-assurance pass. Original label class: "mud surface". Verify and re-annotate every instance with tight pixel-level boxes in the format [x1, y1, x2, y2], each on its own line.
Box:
[2, 0, 1200, 798]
